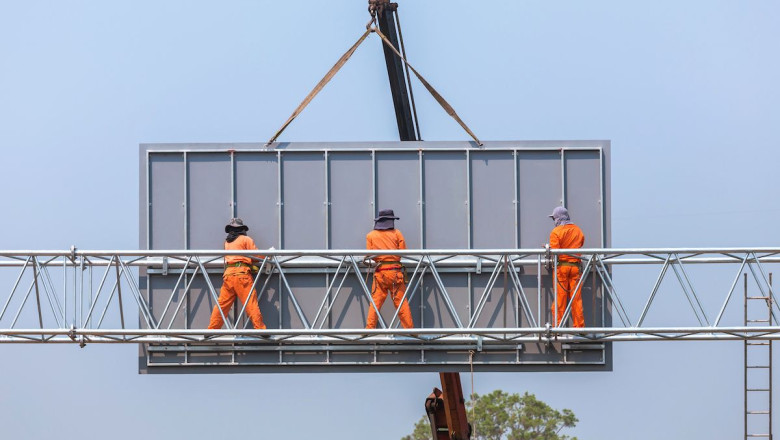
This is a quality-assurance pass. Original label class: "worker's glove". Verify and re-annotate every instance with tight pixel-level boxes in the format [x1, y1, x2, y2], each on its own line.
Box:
[263, 248, 276, 274]
[363, 257, 376, 268]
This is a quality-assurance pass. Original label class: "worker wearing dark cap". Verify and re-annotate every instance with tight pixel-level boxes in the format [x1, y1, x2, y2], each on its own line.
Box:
[207, 218, 267, 330]
[548, 206, 586, 328]
[365, 209, 414, 329]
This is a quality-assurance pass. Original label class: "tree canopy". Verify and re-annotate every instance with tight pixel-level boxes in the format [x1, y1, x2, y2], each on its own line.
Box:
[402, 390, 578, 440]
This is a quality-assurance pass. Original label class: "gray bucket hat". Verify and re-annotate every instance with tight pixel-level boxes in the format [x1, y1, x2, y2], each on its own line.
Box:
[225, 218, 249, 233]
[374, 209, 399, 230]
[548, 206, 571, 226]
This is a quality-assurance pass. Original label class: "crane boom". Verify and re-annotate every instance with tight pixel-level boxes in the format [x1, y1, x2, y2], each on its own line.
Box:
[370, 0, 419, 141]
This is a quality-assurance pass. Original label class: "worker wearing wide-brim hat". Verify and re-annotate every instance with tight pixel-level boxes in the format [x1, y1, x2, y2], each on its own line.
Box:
[207, 218, 267, 330]
[365, 209, 414, 329]
[548, 206, 585, 328]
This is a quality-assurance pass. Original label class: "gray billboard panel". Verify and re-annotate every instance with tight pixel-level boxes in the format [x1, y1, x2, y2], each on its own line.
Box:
[329, 151, 374, 249]
[149, 154, 185, 249]
[235, 153, 280, 249]
[564, 150, 605, 247]
[188, 154, 231, 250]
[470, 150, 515, 249]
[518, 151, 561, 249]
[139, 141, 611, 373]
[423, 151, 468, 249]
[282, 152, 327, 249]
[375, 150, 422, 248]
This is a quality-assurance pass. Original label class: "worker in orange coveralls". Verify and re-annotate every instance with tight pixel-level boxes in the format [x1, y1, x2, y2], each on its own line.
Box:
[207, 218, 267, 330]
[365, 209, 414, 329]
[548, 206, 586, 328]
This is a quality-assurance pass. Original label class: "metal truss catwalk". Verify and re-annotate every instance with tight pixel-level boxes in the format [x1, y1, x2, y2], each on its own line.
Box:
[0, 248, 776, 372]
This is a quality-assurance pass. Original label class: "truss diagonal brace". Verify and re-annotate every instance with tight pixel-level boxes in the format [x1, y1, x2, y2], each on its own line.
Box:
[274, 257, 312, 329]
[0, 256, 31, 322]
[593, 256, 632, 327]
[425, 256, 464, 328]
[349, 256, 386, 329]
[196, 257, 230, 329]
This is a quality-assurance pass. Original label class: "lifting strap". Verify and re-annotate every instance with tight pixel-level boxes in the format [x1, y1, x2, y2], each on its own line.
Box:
[372, 26, 482, 146]
[266, 26, 483, 147]
[266, 29, 372, 146]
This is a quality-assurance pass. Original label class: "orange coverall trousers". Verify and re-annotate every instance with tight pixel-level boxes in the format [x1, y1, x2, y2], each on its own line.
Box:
[208, 272, 266, 329]
[552, 265, 585, 328]
[366, 269, 414, 329]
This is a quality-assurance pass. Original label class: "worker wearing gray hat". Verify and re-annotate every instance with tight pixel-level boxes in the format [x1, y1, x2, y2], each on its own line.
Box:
[548, 207, 585, 328]
[207, 218, 267, 330]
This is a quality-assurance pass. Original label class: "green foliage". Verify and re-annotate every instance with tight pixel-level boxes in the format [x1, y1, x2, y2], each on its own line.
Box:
[401, 415, 433, 440]
[403, 390, 578, 440]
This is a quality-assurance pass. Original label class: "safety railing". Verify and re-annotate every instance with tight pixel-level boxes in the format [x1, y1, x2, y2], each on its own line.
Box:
[0, 248, 779, 345]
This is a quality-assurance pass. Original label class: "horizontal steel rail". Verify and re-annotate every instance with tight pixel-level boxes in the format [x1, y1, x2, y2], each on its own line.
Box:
[3, 327, 780, 343]
[144, 145, 605, 154]
[2, 247, 780, 257]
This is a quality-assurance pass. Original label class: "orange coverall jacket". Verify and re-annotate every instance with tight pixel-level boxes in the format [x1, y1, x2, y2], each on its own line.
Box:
[365, 229, 414, 329]
[207, 235, 266, 329]
[549, 224, 585, 328]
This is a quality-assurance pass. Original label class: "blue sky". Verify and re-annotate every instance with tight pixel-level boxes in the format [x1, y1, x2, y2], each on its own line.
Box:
[1, 1, 779, 438]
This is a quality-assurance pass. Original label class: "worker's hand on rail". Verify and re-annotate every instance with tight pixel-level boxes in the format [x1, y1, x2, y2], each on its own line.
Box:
[362, 257, 376, 268]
